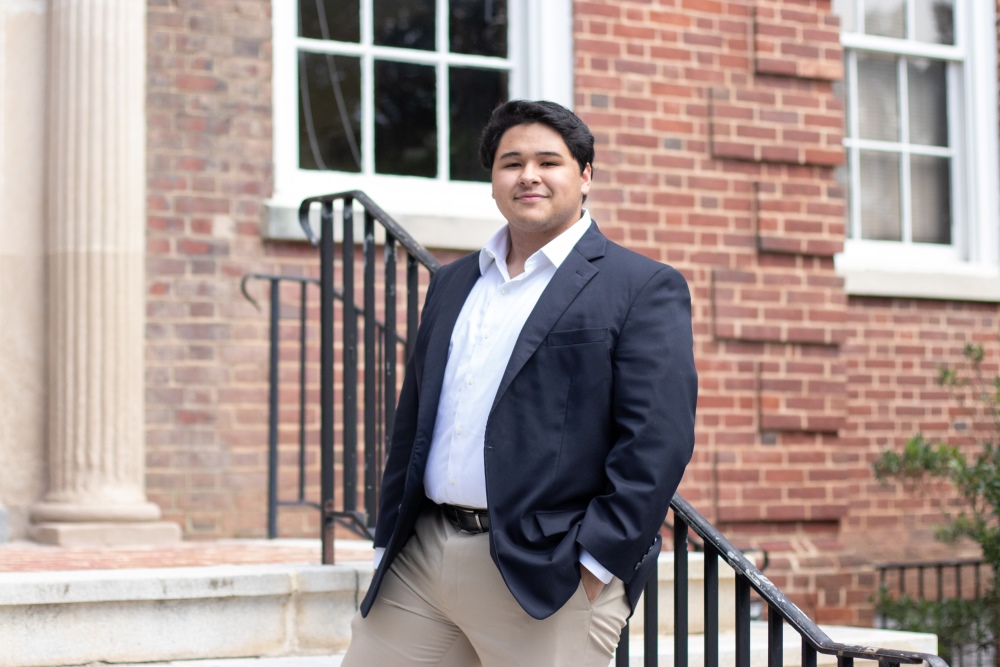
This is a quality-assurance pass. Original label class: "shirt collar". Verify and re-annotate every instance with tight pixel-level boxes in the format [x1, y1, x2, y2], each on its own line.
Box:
[479, 210, 593, 276]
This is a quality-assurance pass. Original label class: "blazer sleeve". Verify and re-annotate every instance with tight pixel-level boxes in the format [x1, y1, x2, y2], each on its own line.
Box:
[575, 264, 698, 582]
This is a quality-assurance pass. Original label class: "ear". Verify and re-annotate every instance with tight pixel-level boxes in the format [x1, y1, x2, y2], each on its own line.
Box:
[580, 163, 592, 197]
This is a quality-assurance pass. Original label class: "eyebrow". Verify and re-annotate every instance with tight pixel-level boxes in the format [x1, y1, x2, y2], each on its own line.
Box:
[497, 150, 564, 160]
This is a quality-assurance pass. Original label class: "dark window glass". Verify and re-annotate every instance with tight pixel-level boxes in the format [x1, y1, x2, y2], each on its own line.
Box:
[859, 150, 901, 241]
[299, 0, 359, 43]
[908, 58, 948, 147]
[450, 0, 508, 57]
[857, 51, 899, 142]
[298, 52, 362, 172]
[450, 67, 508, 181]
[374, 0, 435, 51]
[911, 155, 952, 244]
[375, 60, 437, 177]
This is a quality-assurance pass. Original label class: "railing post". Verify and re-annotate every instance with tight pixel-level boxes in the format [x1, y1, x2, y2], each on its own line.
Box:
[705, 543, 719, 667]
[320, 200, 337, 564]
[382, 233, 397, 526]
[768, 605, 783, 667]
[644, 568, 657, 667]
[363, 212, 376, 527]
[266, 278, 280, 539]
[674, 518, 689, 667]
[802, 641, 817, 667]
[342, 199, 358, 521]
[406, 254, 418, 361]
[736, 575, 751, 667]
[615, 621, 629, 667]
[297, 281, 309, 503]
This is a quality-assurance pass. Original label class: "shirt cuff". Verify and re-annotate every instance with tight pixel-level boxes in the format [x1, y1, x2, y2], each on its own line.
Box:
[373, 547, 385, 570]
[578, 548, 614, 584]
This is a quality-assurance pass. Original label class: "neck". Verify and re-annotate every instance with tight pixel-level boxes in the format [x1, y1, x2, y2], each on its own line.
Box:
[505, 210, 584, 278]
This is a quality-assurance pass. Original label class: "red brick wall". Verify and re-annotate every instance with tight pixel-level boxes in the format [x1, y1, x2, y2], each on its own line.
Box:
[146, 0, 290, 537]
[145, 0, 459, 539]
[574, 0, 999, 625]
[143, 0, 1000, 626]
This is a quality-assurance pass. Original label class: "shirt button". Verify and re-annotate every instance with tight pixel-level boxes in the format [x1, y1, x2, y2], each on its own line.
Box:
[449, 477, 456, 485]
[501, 287, 509, 295]
[455, 426, 463, 435]
[466, 375, 474, 385]
[483, 332, 490, 340]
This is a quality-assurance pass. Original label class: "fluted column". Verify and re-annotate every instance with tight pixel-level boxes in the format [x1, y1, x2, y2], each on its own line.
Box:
[30, 0, 178, 545]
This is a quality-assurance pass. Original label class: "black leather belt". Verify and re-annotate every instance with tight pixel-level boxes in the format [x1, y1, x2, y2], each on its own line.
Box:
[439, 504, 490, 533]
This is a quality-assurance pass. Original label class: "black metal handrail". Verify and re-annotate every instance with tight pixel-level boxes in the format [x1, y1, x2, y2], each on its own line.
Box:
[240, 273, 407, 540]
[249, 189, 949, 666]
[298, 190, 440, 564]
[876, 558, 989, 605]
[875, 558, 992, 667]
[670, 494, 950, 666]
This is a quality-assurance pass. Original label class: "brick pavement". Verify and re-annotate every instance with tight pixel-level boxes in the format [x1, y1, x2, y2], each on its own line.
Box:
[0, 538, 373, 572]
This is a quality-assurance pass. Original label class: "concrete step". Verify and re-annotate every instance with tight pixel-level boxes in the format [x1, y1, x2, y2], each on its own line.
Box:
[0, 559, 937, 667]
[81, 624, 939, 667]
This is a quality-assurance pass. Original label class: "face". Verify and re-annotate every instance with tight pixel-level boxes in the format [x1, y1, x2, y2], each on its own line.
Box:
[490, 123, 592, 243]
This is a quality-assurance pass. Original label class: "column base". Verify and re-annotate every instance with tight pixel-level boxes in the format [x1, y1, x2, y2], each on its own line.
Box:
[29, 521, 182, 547]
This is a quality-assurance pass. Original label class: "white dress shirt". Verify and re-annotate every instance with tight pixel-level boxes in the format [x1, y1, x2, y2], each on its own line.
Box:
[375, 211, 613, 584]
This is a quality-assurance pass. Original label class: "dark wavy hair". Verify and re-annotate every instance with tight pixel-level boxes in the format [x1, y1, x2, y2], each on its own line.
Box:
[478, 100, 595, 175]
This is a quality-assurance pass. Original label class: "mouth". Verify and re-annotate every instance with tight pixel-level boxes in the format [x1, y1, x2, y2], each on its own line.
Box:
[515, 192, 547, 202]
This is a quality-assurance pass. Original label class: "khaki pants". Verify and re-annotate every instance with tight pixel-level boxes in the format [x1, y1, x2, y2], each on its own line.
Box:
[343, 506, 630, 667]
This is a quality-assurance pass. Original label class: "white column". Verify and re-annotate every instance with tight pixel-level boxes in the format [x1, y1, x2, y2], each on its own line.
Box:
[30, 0, 178, 545]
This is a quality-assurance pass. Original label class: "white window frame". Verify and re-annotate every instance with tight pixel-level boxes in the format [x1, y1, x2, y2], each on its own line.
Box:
[268, 0, 573, 250]
[834, 0, 1000, 301]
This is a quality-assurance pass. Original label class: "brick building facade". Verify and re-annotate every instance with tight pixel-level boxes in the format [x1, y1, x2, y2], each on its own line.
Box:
[0, 0, 995, 627]
[142, 0, 1000, 624]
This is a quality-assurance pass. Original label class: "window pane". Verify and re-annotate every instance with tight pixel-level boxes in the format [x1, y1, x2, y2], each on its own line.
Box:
[375, 60, 437, 177]
[299, 52, 362, 172]
[907, 58, 948, 146]
[910, 155, 952, 244]
[450, 0, 508, 57]
[374, 0, 435, 51]
[915, 0, 954, 44]
[857, 52, 899, 142]
[450, 67, 508, 181]
[859, 150, 901, 241]
[299, 0, 359, 43]
[864, 0, 904, 38]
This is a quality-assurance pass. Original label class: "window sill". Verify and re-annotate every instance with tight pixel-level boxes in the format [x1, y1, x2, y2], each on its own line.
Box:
[263, 198, 499, 252]
[837, 265, 1000, 302]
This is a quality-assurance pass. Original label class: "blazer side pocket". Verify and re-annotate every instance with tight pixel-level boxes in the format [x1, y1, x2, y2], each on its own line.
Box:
[545, 327, 609, 347]
[534, 508, 587, 537]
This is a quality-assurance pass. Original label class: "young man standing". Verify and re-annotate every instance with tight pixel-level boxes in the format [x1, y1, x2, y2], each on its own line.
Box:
[343, 100, 698, 667]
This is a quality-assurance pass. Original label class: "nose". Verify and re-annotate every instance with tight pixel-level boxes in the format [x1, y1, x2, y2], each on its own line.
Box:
[518, 163, 540, 185]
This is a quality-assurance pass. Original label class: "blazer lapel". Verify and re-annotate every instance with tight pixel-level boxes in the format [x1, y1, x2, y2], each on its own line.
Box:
[417, 256, 481, 438]
[490, 224, 607, 412]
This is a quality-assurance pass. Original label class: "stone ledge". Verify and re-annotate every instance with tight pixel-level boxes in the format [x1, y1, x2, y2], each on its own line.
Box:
[0, 560, 938, 667]
[0, 563, 372, 667]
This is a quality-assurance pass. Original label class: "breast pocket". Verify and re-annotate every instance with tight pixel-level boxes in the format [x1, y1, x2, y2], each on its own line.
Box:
[545, 327, 609, 347]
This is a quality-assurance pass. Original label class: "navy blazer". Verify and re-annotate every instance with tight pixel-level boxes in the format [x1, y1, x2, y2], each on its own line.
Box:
[361, 221, 698, 620]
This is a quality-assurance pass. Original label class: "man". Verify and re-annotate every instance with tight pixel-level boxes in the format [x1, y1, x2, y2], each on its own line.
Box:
[343, 100, 698, 667]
